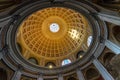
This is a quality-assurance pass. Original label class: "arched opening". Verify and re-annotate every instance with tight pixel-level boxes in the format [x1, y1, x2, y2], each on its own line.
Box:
[86, 68, 100, 80]
[0, 68, 7, 80]
[28, 57, 38, 65]
[62, 59, 71, 66]
[87, 36, 93, 47]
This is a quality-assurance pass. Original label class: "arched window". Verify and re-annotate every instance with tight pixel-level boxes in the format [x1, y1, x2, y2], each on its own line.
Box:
[87, 36, 93, 47]
[28, 57, 38, 65]
[62, 59, 71, 66]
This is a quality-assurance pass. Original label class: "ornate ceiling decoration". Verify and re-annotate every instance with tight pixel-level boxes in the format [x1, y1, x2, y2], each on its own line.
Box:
[0, 0, 108, 76]
[17, 7, 89, 61]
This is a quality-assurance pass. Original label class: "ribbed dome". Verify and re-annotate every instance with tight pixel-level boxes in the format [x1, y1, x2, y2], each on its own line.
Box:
[18, 7, 88, 60]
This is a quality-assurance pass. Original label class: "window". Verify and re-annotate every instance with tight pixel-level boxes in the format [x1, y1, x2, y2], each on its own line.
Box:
[62, 59, 71, 66]
[87, 36, 93, 47]
[28, 57, 38, 65]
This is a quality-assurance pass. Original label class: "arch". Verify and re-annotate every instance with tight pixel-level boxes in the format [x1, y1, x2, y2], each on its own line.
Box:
[0, 68, 7, 80]
[113, 26, 120, 43]
[28, 57, 38, 65]
[62, 59, 71, 66]
[86, 68, 99, 80]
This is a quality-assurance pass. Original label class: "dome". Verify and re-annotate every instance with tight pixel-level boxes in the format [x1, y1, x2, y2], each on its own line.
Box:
[16, 7, 92, 67]
[1, 0, 119, 80]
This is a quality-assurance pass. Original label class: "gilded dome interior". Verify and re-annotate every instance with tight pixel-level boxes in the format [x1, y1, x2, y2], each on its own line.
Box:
[16, 7, 92, 67]
[1, 0, 120, 80]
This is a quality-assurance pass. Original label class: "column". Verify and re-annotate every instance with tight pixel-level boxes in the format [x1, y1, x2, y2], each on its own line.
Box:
[105, 40, 120, 54]
[11, 70, 22, 80]
[37, 74, 43, 80]
[58, 74, 64, 80]
[76, 69, 85, 80]
[98, 13, 120, 25]
[93, 58, 114, 80]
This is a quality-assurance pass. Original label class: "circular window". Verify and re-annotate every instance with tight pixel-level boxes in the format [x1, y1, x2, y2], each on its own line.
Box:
[50, 23, 60, 33]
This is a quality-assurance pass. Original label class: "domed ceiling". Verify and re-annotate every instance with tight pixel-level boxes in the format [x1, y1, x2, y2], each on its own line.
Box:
[16, 7, 92, 67]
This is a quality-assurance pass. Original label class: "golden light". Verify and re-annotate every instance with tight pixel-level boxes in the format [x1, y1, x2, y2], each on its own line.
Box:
[49, 65, 53, 69]
[80, 55, 83, 58]
[69, 29, 79, 39]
